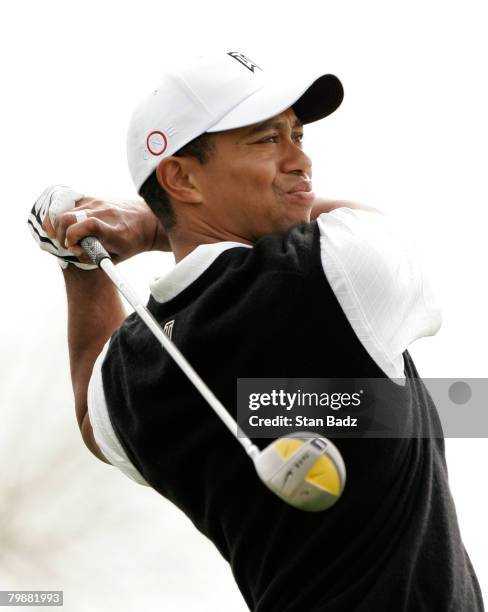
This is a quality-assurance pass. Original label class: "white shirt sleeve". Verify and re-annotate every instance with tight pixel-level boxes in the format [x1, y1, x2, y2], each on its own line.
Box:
[317, 208, 442, 383]
[87, 339, 150, 486]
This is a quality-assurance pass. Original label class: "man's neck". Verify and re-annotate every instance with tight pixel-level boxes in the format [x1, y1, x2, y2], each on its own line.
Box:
[169, 231, 254, 263]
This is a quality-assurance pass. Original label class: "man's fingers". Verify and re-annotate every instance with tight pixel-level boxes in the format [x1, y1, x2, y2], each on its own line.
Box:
[47, 187, 84, 229]
[69, 197, 93, 212]
[41, 212, 56, 238]
[53, 208, 91, 248]
[65, 216, 113, 251]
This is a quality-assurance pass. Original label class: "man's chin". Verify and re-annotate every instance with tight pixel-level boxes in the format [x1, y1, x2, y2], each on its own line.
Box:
[270, 214, 311, 237]
[283, 207, 312, 228]
[251, 206, 312, 241]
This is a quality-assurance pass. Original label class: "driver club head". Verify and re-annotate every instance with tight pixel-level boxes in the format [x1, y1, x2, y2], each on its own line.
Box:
[253, 432, 346, 512]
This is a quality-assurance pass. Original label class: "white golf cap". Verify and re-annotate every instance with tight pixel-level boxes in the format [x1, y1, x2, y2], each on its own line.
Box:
[127, 50, 344, 192]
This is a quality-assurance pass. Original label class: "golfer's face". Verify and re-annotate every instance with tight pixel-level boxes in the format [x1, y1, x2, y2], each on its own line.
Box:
[199, 108, 314, 240]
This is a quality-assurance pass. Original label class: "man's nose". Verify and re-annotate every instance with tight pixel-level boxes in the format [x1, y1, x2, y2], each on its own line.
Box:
[280, 140, 312, 178]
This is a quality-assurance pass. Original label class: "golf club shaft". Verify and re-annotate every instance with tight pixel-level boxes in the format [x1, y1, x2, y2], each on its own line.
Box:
[80, 235, 260, 460]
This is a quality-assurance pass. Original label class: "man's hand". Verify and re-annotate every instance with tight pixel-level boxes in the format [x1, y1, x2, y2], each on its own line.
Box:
[28, 186, 98, 270]
[29, 185, 171, 269]
[41, 193, 171, 265]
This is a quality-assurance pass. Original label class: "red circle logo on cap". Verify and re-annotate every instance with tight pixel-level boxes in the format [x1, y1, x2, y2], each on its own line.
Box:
[147, 131, 168, 156]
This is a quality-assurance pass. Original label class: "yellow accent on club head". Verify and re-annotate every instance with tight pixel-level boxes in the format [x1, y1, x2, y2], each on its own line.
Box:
[273, 438, 305, 460]
[306, 454, 341, 496]
[273, 438, 341, 496]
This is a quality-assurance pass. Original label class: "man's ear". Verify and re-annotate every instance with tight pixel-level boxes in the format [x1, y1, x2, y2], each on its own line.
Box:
[156, 157, 203, 204]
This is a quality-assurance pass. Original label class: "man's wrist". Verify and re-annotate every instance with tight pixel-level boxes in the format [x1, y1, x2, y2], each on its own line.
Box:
[132, 199, 171, 252]
[60, 260, 98, 272]
[62, 264, 108, 283]
[150, 217, 171, 251]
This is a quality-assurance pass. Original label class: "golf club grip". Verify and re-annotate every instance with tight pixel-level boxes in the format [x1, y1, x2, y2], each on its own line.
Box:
[80, 235, 111, 266]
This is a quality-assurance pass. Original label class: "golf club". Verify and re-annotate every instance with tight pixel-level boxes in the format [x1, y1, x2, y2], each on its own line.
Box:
[79, 235, 346, 511]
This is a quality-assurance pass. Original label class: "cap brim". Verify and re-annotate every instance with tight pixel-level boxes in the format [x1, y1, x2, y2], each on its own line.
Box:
[206, 70, 343, 133]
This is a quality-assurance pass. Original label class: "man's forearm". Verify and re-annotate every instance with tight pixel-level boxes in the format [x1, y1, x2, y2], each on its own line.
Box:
[63, 266, 127, 427]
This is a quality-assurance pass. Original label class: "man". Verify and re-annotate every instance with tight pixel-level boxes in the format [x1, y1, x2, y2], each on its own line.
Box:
[28, 51, 484, 610]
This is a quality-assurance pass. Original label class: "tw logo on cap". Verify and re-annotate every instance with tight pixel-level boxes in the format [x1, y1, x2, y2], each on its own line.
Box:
[147, 131, 168, 156]
[227, 51, 263, 73]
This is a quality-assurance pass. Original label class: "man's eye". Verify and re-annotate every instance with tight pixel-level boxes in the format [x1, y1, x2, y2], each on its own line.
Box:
[257, 133, 304, 144]
[259, 134, 279, 143]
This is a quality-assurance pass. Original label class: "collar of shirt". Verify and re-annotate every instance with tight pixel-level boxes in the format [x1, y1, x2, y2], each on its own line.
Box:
[150, 241, 252, 303]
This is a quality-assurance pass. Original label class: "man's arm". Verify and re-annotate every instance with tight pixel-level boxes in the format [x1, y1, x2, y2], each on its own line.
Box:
[39, 194, 168, 463]
[311, 197, 381, 220]
[63, 265, 127, 463]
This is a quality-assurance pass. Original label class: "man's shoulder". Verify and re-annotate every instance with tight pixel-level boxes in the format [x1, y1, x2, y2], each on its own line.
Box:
[102, 309, 159, 369]
[254, 219, 318, 249]
[249, 221, 320, 273]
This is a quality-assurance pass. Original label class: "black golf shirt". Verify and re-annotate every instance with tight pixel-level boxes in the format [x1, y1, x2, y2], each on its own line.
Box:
[87, 212, 484, 611]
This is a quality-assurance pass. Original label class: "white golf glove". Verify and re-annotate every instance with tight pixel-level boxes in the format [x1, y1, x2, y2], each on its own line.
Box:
[27, 185, 97, 270]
